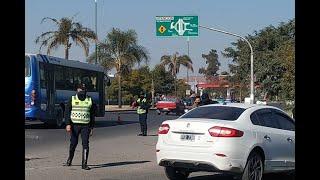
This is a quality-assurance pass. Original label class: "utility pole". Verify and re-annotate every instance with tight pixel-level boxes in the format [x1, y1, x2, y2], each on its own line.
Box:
[151, 77, 155, 108]
[95, 0, 98, 64]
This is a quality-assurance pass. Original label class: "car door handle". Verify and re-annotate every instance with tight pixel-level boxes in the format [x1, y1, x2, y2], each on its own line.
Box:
[264, 135, 271, 140]
[287, 137, 293, 142]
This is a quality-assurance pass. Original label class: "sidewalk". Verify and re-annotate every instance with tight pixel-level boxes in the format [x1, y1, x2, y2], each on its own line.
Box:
[105, 105, 157, 112]
[105, 105, 134, 111]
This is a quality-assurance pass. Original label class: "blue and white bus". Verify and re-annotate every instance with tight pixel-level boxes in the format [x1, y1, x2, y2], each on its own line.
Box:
[25, 53, 106, 127]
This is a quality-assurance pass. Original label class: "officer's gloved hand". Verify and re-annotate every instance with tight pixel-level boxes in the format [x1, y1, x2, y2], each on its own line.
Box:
[66, 125, 71, 133]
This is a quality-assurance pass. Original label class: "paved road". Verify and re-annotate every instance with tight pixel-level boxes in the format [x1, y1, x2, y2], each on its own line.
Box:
[25, 111, 294, 180]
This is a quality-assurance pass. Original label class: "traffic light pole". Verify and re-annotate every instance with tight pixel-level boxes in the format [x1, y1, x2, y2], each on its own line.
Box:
[199, 25, 254, 103]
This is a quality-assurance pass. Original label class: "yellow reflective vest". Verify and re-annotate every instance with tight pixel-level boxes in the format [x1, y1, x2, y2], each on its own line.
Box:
[70, 95, 92, 124]
[137, 98, 147, 114]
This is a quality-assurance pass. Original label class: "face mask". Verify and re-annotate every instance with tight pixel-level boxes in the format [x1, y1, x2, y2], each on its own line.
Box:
[77, 90, 86, 98]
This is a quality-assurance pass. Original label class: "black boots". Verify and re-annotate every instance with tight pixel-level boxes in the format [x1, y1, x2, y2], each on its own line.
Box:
[64, 148, 75, 166]
[82, 148, 90, 170]
[64, 148, 90, 170]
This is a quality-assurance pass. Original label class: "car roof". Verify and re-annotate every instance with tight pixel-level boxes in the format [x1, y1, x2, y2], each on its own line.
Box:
[200, 103, 279, 110]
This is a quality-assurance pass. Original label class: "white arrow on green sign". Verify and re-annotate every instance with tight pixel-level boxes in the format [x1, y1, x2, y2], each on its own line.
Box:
[156, 16, 198, 37]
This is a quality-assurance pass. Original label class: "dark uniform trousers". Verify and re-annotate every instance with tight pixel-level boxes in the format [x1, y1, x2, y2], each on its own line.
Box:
[139, 113, 147, 135]
[70, 124, 90, 151]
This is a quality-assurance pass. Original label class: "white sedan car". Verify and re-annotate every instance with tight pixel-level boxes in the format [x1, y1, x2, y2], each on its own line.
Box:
[156, 103, 295, 180]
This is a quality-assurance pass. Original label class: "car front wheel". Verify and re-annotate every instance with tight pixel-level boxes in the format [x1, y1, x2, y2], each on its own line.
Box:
[241, 152, 263, 180]
[164, 166, 189, 180]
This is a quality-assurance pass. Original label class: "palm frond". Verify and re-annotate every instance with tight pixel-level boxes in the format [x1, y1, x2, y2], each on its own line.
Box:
[41, 17, 59, 25]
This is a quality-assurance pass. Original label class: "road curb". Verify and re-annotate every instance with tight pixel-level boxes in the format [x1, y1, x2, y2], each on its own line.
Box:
[106, 109, 157, 112]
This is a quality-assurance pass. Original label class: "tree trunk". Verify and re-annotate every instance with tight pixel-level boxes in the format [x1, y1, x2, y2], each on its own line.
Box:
[118, 74, 122, 108]
[65, 42, 69, 59]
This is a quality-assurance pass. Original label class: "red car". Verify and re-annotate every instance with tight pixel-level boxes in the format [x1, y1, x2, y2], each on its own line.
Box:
[156, 97, 186, 115]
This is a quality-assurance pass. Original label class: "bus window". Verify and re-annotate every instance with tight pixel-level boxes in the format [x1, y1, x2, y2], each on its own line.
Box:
[81, 71, 97, 92]
[73, 69, 82, 89]
[54, 65, 65, 90]
[90, 75, 97, 92]
[65, 67, 74, 90]
[39, 62, 47, 89]
[25, 56, 31, 77]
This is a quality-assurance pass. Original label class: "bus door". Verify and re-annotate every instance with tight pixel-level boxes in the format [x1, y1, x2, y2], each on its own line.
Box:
[44, 63, 56, 118]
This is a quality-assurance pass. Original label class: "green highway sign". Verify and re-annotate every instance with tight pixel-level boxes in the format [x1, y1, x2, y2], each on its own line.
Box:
[156, 16, 198, 37]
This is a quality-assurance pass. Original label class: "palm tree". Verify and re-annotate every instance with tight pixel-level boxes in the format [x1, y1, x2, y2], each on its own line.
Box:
[160, 52, 193, 97]
[87, 28, 149, 108]
[35, 17, 97, 59]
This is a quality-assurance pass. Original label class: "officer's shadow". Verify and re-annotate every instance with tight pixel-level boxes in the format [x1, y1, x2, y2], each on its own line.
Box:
[88, 160, 151, 169]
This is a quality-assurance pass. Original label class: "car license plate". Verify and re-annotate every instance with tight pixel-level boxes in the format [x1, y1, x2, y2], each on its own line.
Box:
[180, 134, 195, 141]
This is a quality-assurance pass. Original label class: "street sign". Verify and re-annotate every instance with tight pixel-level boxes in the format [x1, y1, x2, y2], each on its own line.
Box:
[156, 16, 198, 37]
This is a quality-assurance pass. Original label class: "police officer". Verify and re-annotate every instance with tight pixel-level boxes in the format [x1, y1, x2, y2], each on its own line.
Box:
[136, 92, 150, 136]
[64, 83, 95, 170]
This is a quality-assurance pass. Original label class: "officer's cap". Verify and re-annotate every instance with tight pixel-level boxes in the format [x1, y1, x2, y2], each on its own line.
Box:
[76, 83, 86, 90]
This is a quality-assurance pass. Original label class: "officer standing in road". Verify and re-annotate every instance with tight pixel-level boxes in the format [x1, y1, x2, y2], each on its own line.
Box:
[135, 92, 151, 136]
[64, 83, 96, 170]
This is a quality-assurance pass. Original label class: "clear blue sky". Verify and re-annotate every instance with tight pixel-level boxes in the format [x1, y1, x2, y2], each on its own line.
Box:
[25, 0, 294, 77]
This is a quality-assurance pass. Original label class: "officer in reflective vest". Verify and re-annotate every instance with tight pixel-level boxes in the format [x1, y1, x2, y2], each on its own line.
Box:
[136, 92, 150, 136]
[64, 83, 96, 170]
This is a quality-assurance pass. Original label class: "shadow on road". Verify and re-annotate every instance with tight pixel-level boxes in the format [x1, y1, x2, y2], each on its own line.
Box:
[89, 160, 151, 169]
[146, 134, 158, 137]
[25, 120, 138, 129]
[25, 123, 62, 130]
[157, 113, 180, 117]
[94, 120, 138, 128]
[188, 173, 294, 180]
[188, 174, 234, 180]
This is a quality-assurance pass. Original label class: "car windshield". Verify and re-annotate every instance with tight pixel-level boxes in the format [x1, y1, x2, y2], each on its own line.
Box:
[180, 106, 246, 121]
[25, 55, 31, 77]
[162, 97, 177, 102]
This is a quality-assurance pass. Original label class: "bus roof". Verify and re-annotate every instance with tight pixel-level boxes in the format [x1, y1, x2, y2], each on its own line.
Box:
[26, 53, 105, 73]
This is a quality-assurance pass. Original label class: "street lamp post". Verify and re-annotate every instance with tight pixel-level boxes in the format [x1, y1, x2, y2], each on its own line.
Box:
[199, 25, 254, 103]
[95, 0, 98, 64]
[174, 54, 177, 97]
[187, 37, 190, 84]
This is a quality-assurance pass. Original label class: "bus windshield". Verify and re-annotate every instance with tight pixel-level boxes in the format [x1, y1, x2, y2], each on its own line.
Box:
[25, 56, 31, 77]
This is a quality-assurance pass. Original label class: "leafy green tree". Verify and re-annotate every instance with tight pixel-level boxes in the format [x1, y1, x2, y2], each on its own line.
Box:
[88, 28, 149, 107]
[151, 64, 175, 95]
[35, 17, 97, 59]
[199, 49, 221, 80]
[222, 19, 295, 101]
[160, 52, 193, 96]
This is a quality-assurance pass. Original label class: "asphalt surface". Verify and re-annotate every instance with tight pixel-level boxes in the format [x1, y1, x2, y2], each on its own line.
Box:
[25, 110, 294, 180]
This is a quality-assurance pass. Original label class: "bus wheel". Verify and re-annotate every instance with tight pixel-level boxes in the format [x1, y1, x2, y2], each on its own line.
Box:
[56, 108, 64, 128]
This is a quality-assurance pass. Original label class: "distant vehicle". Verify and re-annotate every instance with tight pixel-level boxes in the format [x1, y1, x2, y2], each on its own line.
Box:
[25, 53, 106, 127]
[156, 103, 295, 180]
[156, 97, 186, 116]
[213, 98, 225, 104]
[256, 100, 267, 105]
